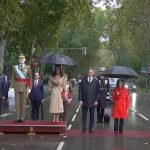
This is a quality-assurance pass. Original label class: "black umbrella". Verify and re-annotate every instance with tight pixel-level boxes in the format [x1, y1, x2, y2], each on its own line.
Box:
[38, 53, 77, 66]
[103, 66, 138, 79]
[40, 102, 44, 120]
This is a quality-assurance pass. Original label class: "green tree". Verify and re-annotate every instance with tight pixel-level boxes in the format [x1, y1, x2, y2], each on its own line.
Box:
[58, 7, 109, 75]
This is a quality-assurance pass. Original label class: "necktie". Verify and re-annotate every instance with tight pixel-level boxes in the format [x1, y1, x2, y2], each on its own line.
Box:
[34, 80, 38, 87]
[20, 64, 23, 71]
[89, 77, 91, 83]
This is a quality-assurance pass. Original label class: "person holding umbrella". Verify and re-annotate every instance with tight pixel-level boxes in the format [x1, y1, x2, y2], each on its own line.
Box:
[48, 65, 67, 123]
[112, 79, 130, 135]
[97, 67, 110, 123]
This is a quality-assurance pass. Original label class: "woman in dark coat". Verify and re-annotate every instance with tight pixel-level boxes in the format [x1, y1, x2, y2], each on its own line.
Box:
[112, 79, 130, 135]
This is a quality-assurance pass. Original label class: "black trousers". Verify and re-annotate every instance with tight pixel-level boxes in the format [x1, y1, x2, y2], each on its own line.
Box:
[82, 106, 95, 130]
[97, 106, 105, 122]
[0, 98, 2, 115]
[31, 100, 41, 120]
[114, 118, 124, 133]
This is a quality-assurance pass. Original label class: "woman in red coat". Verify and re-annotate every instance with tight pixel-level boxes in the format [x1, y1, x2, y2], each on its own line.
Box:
[112, 79, 130, 135]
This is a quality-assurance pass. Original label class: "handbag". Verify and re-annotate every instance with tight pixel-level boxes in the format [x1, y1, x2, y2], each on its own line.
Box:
[104, 113, 110, 124]
[104, 108, 110, 124]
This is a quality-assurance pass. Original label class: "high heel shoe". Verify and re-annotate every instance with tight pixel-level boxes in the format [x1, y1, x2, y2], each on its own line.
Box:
[55, 121, 59, 124]
[51, 121, 55, 124]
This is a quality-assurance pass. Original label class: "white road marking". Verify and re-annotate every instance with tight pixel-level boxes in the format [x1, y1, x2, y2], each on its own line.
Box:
[56, 142, 64, 150]
[130, 108, 138, 113]
[78, 105, 81, 108]
[71, 114, 77, 122]
[76, 108, 80, 113]
[67, 124, 72, 130]
[144, 143, 149, 145]
[138, 113, 149, 121]
[63, 135, 67, 138]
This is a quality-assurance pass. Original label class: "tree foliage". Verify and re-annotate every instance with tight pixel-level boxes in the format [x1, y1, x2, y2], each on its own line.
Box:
[101, 0, 150, 72]
[1, 0, 112, 76]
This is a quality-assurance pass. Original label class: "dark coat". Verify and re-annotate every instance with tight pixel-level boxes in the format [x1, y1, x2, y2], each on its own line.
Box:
[29, 80, 44, 101]
[78, 76, 99, 107]
[0, 76, 6, 98]
[97, 76, 110, 108]
[1, 75, 10, 99]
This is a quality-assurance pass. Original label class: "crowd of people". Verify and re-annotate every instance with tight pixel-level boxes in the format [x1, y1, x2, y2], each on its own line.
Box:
[0, 53, 130, 136]
[11, 54, 73, 123]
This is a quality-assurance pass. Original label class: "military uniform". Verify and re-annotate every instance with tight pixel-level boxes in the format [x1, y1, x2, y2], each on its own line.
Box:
[97, 67, 110, 123]
[12, 54, 31, 122]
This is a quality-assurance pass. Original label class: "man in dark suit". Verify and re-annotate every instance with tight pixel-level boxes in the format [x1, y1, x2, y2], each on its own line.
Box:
[78, 67, 99, 133]
[97, 67, 110, 123]
[1, 74, 10, 106]
[29, 72, 44, 120]
[0, 75, 6, 115]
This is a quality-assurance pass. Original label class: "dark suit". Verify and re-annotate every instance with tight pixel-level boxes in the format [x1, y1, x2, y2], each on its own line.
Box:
[1, 75, 10, 106]
[29, 80, 44, 120]
[97, 76, 109, 123]
[78, 76, 99, 131]
[0, 76, 6, 115]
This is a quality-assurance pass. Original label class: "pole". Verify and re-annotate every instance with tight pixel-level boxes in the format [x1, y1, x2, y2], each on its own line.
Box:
[146, 52, 148, 88]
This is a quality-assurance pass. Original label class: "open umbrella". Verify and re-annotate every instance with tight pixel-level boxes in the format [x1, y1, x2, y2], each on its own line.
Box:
[38, 53, 77, 66]
[103, 66, 138, 79]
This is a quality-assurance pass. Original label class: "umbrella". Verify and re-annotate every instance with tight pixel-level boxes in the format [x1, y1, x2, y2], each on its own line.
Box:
[103, 66, 138, 79]
[38, 53, 77, 66]
[41, 102, 44, 120]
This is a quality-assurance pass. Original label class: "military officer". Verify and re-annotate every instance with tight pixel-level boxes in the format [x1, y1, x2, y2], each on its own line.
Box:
[12, 54, 31, 123]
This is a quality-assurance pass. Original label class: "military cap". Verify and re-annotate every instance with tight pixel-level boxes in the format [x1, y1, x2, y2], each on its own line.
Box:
[99, 67, 105, 72]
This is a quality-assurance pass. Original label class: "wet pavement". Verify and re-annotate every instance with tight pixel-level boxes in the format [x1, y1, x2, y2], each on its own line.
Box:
[0, 86, 150, 150]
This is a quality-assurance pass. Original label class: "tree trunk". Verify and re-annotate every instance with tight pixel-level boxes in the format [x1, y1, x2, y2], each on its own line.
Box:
[0, 31, 6, 74]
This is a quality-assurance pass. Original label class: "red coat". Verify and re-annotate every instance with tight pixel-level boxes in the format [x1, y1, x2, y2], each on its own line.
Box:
[112, 87, 129, 119]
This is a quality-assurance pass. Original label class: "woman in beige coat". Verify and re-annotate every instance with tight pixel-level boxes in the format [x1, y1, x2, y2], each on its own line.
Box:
[48, 65, 67, 123]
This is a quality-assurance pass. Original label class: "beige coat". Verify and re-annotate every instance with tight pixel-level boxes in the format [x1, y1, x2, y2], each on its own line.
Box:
[48, 75, 67, 113]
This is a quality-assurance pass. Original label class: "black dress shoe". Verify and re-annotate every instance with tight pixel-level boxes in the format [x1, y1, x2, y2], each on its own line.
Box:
[119, 131, 123, 135]
[14, 120, 20, 123]
[19, 119, 24, 123]
[114, 131, 118, 135]
[96, 120, 104, 123]
[82, 128, 86, 133]
[89, 129, 94, 133]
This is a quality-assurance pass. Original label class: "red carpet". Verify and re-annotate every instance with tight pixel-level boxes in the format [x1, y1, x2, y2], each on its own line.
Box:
[0, 120, 66, 126]
[0, 120, 67, 134]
